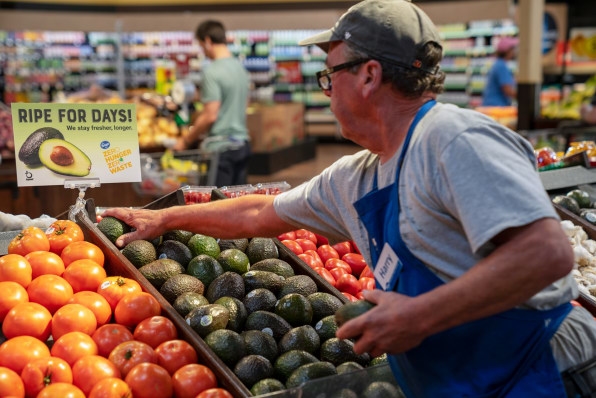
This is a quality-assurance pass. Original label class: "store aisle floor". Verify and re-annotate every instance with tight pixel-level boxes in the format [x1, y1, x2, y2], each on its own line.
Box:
[248, 141, 362, 189]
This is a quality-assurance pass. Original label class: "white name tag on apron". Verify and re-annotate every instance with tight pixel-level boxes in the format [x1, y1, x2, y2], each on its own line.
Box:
[374, 242, 401, 291]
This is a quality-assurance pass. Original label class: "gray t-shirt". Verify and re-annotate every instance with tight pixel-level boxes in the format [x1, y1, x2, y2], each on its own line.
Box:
[274, 103, 576, 309]
[201, 57, 250, 148]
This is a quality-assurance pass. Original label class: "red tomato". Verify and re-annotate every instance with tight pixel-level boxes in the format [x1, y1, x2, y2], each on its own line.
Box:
[46, 220, 85, 256]
[21, 356, 73, 398]
[25, 251, 65, 278]
[0, 254, 33, 288]
[61, 241, 105, 268]
[88, 377, 132, 398]
[92, 324, 134, 358]
[0, 366, 25, 398]
[342, 292, 359, 302]
[359, 277, 376, 291]
[51, 331, 99, 367]
[72, 355, 121, 396]
[133, 316, 178, 349]
[295, 229, 317, 244]
[281, 239, 303, 255]
[298, 253, 319, 269]
[356, 291, 365, 300]
[108, 340, 157, 378]
[2, 301, 52, 341]
[295, 238, 317, 252]
[63, 259, 107, 293]
[331, 241, 353, 258]
[68, 291, 112, 326]
[8, 226, 50, 256]
[360, 266, 374, 279]
[313, 233, 329, 246]
[172, 364, 218, 398]
[52, 303, 98, 340]
[97, 276, 142, 311]
[114, 291, 161, 328]
[317, 244, 340, 264]
[336, 274, 361, 296]
[0, 281, 28, 322]
[27, 274, 74, 314]
[324, 258, 352, 274]
[313, 267, 336, 287]
[196, 388, 234, 398]
[351, 241, 361, 254]
[154, 339, 198, 375]
[328, 267, 349, 282]
[277, 231, 296, 241]
[36, 382, 85, 398]
[0, 335, 51, 374]
[125, 363, 173, 398]
[342, 253, 368, 277]
[304, 250, 324, 267]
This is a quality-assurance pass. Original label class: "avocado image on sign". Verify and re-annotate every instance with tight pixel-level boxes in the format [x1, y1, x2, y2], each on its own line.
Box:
[38, 138, 92, 177]
[18, 127, 65, 167]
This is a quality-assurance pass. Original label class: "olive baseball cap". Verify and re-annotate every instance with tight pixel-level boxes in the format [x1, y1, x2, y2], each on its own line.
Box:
[299, 0, 442, 74]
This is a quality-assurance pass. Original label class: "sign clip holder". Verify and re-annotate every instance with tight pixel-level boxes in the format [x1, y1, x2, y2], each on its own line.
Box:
[64, 178, 101, 222]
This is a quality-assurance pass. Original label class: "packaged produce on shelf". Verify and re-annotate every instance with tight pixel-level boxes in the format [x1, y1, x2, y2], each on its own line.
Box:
[182, 185, 218, 204]
[253, 181, 291, 195]
[218, 184, 257, 198]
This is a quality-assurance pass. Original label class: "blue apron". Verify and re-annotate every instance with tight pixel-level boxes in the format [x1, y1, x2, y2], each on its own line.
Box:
[353, 100, 571, 397]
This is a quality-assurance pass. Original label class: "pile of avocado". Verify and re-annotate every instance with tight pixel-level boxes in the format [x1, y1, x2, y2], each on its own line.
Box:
[552, 188, 596, 225]
[96, 219, 399, 396]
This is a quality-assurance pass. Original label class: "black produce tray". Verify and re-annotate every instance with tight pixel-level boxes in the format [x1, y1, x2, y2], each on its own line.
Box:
[540, 166, 596, 192]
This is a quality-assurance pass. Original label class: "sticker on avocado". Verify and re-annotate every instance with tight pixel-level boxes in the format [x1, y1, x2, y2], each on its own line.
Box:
[11, 103, 142, 187]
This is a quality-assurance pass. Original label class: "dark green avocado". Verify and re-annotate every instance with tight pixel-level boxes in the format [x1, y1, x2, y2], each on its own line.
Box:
[19, 127, 65, 167]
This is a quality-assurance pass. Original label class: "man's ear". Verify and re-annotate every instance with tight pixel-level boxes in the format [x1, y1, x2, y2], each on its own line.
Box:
[361, 60, 383, 98]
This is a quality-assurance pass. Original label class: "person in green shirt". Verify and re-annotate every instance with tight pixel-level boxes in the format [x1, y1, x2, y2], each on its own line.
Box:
[175, 20, 251, 187]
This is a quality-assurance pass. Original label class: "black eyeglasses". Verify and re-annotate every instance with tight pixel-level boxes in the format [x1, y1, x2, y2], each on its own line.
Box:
[316, 59, 370, 91]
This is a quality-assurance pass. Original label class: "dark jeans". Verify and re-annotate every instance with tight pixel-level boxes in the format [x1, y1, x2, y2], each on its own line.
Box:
[215, 141, 250, 187]
[563, 358, 596, 397]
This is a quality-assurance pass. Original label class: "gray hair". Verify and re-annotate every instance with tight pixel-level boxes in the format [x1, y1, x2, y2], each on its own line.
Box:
[343, 42, 445, 98]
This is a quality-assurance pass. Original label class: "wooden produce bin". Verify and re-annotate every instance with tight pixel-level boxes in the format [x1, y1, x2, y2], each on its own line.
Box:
[75, 211, 252, 398]
[76, 202, 351, 397]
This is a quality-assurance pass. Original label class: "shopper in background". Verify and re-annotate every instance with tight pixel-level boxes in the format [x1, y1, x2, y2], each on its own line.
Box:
[104, 0, 596, 396]
[174, 20, 251, 187]
[482, 36, 518, 106]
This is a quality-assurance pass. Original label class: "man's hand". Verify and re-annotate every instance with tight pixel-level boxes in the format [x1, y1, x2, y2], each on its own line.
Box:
[101, 208, 167, 248]
[336, 289, 429, 358]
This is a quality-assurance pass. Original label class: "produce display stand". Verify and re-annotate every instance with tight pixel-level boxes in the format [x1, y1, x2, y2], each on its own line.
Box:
[554, 203, 596, 316]
[74, 192, 357, 397]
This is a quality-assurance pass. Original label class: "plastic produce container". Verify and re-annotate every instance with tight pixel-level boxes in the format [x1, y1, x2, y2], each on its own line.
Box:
[218, 184, 257, 198]
[254, 181, 291, 195]
[181, 185, 218, 204]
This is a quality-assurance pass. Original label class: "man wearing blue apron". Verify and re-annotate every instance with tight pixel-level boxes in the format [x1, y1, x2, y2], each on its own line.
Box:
[104, 1, 596, 396]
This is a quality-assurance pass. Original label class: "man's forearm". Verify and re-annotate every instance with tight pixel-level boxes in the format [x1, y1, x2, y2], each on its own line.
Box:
[161, 194, 296, 239]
